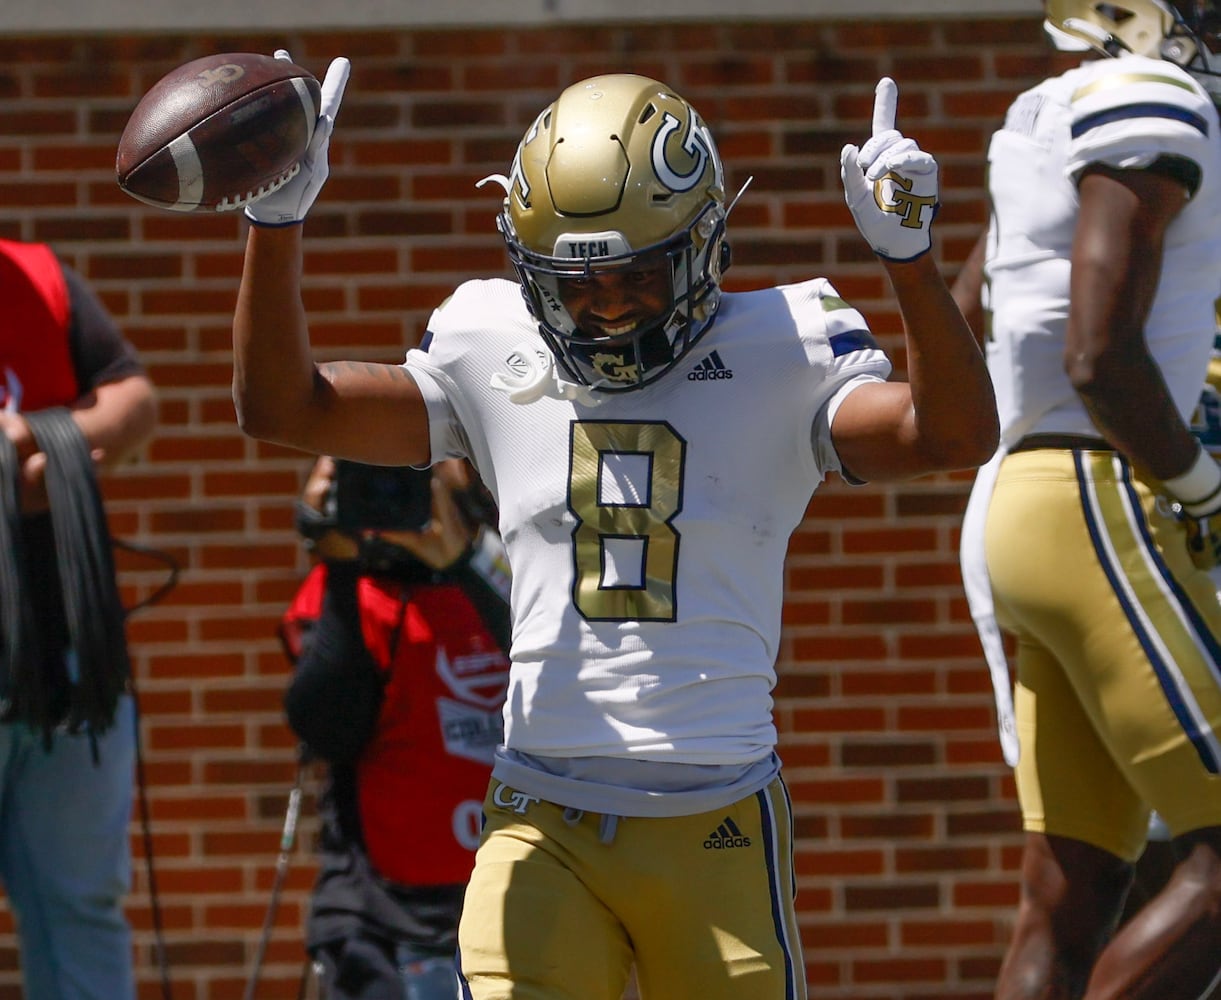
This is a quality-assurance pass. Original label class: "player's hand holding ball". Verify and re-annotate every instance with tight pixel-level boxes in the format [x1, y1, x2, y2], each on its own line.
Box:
[245, 50, 351, 227]
[115, 48, 348, 220]
[840, 78, 939, 263]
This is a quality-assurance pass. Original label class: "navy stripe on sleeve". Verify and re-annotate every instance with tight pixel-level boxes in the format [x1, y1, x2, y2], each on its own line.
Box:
[1072, 102, 1209, 138]
[829, 329, 879, 357]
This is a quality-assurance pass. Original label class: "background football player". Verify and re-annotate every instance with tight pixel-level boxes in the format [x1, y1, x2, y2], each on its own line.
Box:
[954, 2, 1221, 996]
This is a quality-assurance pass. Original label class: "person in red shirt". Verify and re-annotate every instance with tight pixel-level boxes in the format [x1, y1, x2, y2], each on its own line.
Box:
[0, 238, 156, 1000]
[281, 456, 510, 1000]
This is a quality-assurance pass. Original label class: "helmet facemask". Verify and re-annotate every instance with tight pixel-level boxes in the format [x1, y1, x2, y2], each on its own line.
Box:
[1168, 1, 1221, 103]
[501, 202, 727, 391]
[493, 74, 731, 393]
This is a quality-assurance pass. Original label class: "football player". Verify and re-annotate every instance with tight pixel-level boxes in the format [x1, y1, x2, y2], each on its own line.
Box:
[954, 2, 1221, 996]
[233, 64, 997, 999]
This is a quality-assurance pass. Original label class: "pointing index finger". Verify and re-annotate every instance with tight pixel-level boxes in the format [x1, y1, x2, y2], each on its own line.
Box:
[872, 77, 898, 137]
[320, 58, 351, 120]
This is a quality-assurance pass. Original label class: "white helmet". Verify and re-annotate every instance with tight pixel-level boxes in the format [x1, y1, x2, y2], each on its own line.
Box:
[1044, 0, 1221, 101]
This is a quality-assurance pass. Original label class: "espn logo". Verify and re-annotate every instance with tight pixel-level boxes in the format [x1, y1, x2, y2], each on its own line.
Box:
[688, 350, 733, 381]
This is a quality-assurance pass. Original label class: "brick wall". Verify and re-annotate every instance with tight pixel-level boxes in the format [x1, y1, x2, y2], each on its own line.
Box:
[0, 19, 1071, 1000]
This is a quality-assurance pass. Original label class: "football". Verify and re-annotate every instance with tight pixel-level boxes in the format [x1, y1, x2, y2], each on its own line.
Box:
[116, 52, 322, 213]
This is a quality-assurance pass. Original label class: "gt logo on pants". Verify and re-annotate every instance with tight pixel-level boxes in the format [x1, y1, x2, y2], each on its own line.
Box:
[492, 783, 540, 815]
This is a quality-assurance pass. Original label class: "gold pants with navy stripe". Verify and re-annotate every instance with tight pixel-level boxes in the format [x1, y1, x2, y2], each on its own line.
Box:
[986, 449, 1221, 861]
[457, 776, 805, 1000]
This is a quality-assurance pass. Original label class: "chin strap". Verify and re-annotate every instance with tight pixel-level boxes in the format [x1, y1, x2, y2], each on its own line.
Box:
[489, 341, 606, 406]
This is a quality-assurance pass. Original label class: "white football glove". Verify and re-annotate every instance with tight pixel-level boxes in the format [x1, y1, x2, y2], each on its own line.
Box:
[1165, 446, 1221, 570]
[245, 51, 351, 227]
[840, 78, 939, 263]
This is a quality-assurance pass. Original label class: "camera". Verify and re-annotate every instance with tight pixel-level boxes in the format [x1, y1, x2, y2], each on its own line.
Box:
[332, 461, 433, 533]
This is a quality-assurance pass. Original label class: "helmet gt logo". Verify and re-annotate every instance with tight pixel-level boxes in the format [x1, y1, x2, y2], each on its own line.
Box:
[507, 109, 546, 208]
[651, 111, 717, 193]
[872, 170, 936, 229]
[591, 351, 640, 383]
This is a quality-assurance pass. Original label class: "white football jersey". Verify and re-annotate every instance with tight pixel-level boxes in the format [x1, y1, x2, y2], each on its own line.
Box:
[983, 55, 1221, 444]
[402, 276, 889, 767]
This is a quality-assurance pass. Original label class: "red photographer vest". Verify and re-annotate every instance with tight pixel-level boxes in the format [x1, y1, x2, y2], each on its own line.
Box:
[288, 564, 510, 885]
[0, 239, 77, 411]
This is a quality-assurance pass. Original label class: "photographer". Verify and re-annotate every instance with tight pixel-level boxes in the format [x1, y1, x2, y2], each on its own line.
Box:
[280, 456, 510, 1000]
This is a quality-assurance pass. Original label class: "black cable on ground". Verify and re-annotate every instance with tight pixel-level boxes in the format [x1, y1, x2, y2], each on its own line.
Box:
[114, 538, 181, 615]
[114, 519, 184, 1000]
[130, 690, 175, 1000]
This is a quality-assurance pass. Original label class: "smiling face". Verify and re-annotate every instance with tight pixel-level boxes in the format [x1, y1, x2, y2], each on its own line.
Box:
[554, 254, 674, 343]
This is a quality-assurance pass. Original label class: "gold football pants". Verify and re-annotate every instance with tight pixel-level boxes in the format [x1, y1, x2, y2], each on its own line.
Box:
[457, 776, 805, 1000]
[986, 449, 1221, 860]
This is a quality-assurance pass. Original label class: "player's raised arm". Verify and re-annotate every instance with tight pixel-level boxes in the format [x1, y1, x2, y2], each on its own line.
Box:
[833, 77, 998, 483]
[231, 54, 432, 467]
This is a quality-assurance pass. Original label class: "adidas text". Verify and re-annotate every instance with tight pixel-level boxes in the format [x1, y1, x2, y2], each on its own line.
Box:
[703, 817, 751, 850]
[704, 834, 751, 849]
[688, 350, 733, 381]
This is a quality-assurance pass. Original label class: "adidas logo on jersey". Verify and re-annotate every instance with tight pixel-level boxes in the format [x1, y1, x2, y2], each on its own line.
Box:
[688, 350, 733, 381]
[703, 816, 751, 850]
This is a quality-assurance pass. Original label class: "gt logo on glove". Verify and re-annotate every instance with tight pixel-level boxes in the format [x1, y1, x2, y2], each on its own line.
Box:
[840, 77, 940, 262]
[874, 171, 937, 230]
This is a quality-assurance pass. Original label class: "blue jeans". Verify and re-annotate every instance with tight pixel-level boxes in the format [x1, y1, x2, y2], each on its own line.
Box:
[315, 938, 458, 1000]
[0, 695, 135, 1000]
[397, 944, 458, 1000]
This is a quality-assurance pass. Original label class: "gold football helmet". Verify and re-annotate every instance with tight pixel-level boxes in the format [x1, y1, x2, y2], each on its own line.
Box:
[493, 74, 729, 392]
[1044, 0, 1220, 99]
